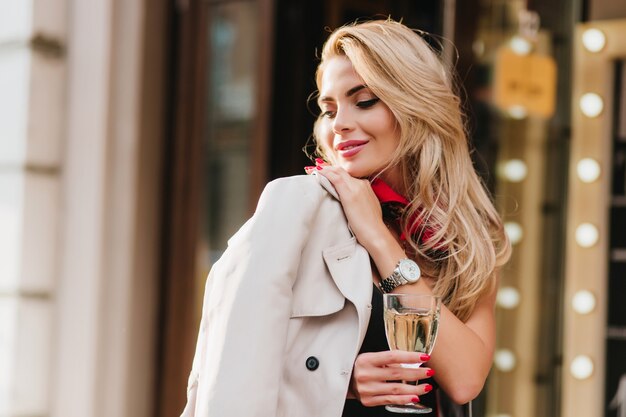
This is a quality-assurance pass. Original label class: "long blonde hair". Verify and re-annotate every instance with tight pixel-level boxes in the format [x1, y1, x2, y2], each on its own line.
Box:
[314, 19, 511, 322]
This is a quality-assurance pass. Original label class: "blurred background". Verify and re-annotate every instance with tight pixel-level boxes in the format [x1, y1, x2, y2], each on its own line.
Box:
[0, 0, 625, 416]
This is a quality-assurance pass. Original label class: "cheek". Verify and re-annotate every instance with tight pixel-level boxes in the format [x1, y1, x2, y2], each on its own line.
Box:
[380, 113, 400, 150]
[383, 111, 398, 133]
[316, 121, 335, 153]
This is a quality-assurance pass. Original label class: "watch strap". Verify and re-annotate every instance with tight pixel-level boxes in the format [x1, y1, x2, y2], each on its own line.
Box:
[380, 273, 401, 293]
[380, 258, 420, 293]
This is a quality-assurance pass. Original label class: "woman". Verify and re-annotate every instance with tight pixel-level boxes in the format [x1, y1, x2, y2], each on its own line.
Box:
[181, 19, 510, 417]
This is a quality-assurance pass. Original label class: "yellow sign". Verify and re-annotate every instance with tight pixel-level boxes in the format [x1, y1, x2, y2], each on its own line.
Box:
[493, 47, 557, 118]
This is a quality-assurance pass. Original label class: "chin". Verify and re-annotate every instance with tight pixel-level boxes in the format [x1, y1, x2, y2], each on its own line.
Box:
[341, 165, 372, 179]
[339, 161, 384, 179]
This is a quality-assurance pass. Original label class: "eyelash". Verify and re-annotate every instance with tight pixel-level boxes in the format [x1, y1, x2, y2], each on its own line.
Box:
[321, 98, 380, 118]
[356, 98, 380, 108]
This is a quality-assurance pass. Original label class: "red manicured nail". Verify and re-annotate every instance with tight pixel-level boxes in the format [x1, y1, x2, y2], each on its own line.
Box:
[411, 396, 420, 403]
[316, 166, 323, 170]
[420, 354, 430, 361]
[424, 384, 433, 393]
[426, 369, 435, 377]
[315, 158, 324, 164]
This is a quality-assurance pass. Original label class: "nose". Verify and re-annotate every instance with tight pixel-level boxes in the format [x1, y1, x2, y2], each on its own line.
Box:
[332, 107, 354, 134]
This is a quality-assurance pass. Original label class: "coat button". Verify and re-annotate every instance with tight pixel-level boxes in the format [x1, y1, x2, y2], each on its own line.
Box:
[305, 356, 319, 371]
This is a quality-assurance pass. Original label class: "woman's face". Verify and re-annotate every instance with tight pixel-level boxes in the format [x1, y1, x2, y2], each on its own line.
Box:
[317, 56, 401, 184]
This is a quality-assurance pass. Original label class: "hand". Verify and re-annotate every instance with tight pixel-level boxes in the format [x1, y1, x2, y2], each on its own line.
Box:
[315, 164, 387, 249]
[349, 351, 435, 407]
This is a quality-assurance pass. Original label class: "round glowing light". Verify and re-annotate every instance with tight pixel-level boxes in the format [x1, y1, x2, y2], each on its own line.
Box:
[576, 158, 601, 183]
[572, 290, 596, 314]
[570, 355, 594, 380]
[582, 28, 607, 53]
[579, 93, 604, 117]
[504, 222, 523, 245]
[575, 223, 599, 248]
[508, 105, 528, 119]
[473, 40, 485, 57]
[494, 349, 517, 372]
[510, 36, 532, 55]
[500, 159, 528, 182]
[497, 287, 521, 309]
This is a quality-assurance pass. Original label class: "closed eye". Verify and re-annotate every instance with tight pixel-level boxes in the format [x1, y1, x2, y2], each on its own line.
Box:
[356, 98, 380, 109]
[320, 97, 379, 118]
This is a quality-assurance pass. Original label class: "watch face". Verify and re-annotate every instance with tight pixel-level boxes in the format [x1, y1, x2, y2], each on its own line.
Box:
[399, 259, 421, 282]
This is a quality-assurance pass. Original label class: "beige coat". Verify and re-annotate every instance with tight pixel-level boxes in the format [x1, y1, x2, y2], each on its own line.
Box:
[181, 173, 374, 417]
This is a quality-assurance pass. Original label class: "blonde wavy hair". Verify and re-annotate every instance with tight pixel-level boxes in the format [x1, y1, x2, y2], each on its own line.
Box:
[313, 19, 511, 322]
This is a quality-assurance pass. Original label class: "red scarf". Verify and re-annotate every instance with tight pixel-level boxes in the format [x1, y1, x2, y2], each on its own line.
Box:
[370, 179, 441, 249]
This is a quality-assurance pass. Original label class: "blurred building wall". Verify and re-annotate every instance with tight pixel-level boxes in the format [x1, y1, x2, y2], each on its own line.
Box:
[0, 1, 67, 414]
[0, 1, 166, 416]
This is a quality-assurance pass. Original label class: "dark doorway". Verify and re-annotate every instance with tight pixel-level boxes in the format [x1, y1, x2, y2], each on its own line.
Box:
[268, 0, 443, 179]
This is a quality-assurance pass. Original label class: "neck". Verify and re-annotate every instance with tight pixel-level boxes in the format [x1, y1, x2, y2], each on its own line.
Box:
[377, 170, 406, 198]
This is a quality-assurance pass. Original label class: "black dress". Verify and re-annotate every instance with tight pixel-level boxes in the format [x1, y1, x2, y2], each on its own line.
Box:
[342, 285, 438, 416]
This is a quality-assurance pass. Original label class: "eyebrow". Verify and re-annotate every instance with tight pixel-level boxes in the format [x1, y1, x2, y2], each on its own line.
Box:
[319, 84, 368, 103]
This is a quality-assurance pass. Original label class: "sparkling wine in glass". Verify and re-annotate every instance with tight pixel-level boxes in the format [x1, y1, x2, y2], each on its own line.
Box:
[383, 293, 441, 414]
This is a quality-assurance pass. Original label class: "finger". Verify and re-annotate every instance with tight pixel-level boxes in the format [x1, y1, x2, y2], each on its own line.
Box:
[365, 350, 430, 367]
[315, 165, 348, 181]
[358, 381, 425, 408]
[315, 167, 361, 196]
[360, 381, 434, 399]
[317, 165, 374, 194]
[358, 381, 420, 398]
[317, 167, 372, 198]
[362, 394, 422, 408]
[315, 164, 357, 180]
[364, 366, 435, 383]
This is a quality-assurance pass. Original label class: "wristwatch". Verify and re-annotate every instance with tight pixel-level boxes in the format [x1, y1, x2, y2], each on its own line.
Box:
[380, 258, 421, 293]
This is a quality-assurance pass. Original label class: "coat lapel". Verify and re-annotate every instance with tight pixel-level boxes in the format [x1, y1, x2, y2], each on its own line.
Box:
[314, 172, 340, 200]
[322, 238, 373, 344]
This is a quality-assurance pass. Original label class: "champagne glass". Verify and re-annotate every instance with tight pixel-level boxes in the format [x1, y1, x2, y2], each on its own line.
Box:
[383, 293, 441, 414]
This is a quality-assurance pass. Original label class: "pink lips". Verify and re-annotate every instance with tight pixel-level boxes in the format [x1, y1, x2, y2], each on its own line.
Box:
[335, 139, 368, 158]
